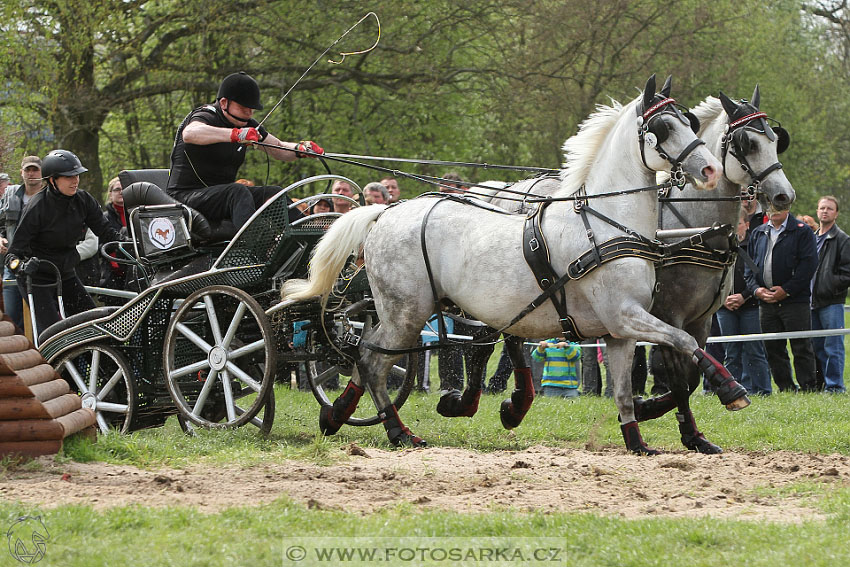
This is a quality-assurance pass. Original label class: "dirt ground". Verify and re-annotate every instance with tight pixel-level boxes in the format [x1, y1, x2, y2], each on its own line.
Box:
[2, 446, 848, 521]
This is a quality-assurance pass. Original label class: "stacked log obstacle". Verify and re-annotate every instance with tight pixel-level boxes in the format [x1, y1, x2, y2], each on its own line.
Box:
[0, 318, 96, 457]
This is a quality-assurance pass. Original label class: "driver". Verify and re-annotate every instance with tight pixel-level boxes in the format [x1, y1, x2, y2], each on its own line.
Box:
[5, 150, 124, 335]
[167, 71, 324, 227]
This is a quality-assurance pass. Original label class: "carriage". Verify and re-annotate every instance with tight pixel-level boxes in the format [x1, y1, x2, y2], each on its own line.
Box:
[36, 171, 416, 435]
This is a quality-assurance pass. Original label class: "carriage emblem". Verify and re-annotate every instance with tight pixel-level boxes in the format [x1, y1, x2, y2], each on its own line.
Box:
[6, 516, 49, 563]
[148, 218, 177, 250]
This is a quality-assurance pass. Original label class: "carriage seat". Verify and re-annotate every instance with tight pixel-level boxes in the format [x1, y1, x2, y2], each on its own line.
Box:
[118, 169, 237, 243]
[38, 306, 120, 346]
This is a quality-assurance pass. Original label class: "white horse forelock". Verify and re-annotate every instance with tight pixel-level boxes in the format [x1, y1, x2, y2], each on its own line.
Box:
[560, 99, 636, 193]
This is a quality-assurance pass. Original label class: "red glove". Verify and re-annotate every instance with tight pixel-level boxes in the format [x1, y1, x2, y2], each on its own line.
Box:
[297, 140, 324, 158]
[231, 127, 259, 144]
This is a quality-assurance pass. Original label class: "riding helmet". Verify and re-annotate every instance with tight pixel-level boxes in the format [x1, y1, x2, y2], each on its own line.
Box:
[41, 149, 88, 178]
[217, 71, 264, 110]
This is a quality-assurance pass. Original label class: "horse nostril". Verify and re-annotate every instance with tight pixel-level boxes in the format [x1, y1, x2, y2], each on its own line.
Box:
[702, 165, 717, 181]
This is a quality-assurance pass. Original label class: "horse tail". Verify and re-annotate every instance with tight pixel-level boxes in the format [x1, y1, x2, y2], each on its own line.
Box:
[281, 204, 388, 301]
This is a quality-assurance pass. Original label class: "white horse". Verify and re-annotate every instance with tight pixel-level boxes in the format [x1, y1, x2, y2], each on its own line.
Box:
[633, 86, 794, 452]
[282, 75, 733, 451]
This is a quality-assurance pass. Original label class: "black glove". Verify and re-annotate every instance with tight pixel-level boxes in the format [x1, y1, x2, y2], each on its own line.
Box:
[257, 124, 269, 142]
[20, 257, 40, 276]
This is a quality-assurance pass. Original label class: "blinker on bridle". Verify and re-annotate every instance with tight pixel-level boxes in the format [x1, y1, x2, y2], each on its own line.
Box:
[637, 97, 705, 188]
[721, 109, 786, 197]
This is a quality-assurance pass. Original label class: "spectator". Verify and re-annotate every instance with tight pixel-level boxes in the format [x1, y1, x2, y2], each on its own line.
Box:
[441, 172, 464, 194]
[380, 176, 400, 203]
[532, 338, 581, 398]
[331, 180, 356, 213]
[235, 178, 255, 186]
[100, 177, 127, 291]
[744, 207, 818, 392]
[0, 173, 9, 193]
[5, 150, 123, 335]
[363, 182, 389, 205]
[0, 156, 44, 330]
[309, 197, 333, 215]
[716, 207, 772, 395]
[166, 72, 322, 228]
[811, 195, 850, 393]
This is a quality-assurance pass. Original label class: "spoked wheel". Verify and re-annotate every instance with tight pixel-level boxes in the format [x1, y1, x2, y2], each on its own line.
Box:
[163, 285, 276, 429]
[307, 316, 418, 426]
[177, 388, 276, 436]
[53, 345, 136, 434]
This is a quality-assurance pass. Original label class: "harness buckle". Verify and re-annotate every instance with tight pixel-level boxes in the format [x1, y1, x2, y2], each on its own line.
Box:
[586, 229, 594, 240]
[342, 331, 361, 347]
[689, 233, 704, 247]
[529, 237, 540, 252]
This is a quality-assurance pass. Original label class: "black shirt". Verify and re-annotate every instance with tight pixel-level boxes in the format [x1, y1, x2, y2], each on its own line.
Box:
[167, 102, 261, 191]
[9, 184, 122, 282]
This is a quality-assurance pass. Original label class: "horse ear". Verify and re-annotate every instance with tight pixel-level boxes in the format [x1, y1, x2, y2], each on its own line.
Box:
[773, 126, 790, 154]
[684, 111, 701, 134]
[718, 91, 738, 119]
[751, 84, 761, 109]
[661, 75, 673, 98]
[642, 74, 657, 111]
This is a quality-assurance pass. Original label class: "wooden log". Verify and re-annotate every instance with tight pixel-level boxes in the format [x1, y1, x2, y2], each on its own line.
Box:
[0, 439, 62, 458]
[17, 364, 57, 388]
[0, 375, 35, 398]
[0, 335, 30, 354]
[0, 320, 16, 338]
[42, 394, 82, 419]
[29, 379, 70, 402]
[56, 409, 96, 437]
[0, 397, 51, 420]
[0, 350, 43, 373]
[0, 419, 64, 442]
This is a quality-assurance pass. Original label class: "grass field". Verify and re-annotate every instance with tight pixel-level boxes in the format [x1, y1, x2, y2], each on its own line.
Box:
[2, 385, 850, 566]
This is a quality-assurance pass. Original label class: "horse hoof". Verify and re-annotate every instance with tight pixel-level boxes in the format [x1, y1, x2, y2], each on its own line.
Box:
[632, 445, 662, 456]
[725, 395, 751, 411]
[390, 431, 428, 448]
[684, 436, 723, 454]
[436, 389, 462, 417]
[319, 405, 342, 436]
[499, 399, 523, 429]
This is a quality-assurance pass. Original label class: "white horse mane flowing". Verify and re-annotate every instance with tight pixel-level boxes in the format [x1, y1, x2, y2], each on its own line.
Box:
[282, 75, 749, 453]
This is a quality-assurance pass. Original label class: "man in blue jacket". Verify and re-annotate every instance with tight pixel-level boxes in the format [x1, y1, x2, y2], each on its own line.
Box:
[744, 208, 818, 392]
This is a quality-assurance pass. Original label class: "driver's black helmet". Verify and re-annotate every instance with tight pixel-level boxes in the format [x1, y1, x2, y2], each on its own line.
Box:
[217, 71, 263, 110]
[41, 149, 88, 178]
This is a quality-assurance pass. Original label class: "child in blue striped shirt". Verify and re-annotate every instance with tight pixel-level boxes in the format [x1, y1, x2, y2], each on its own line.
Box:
[532, 339, 581, 398]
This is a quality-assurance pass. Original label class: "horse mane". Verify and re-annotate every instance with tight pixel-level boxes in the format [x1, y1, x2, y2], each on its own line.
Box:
[561, 98, 636, 193]
[690, 96, 725, 136]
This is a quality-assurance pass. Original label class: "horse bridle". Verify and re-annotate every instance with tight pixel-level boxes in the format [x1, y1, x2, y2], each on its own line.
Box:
[721, 111, 786, 197]
[637, 97, 705, 188]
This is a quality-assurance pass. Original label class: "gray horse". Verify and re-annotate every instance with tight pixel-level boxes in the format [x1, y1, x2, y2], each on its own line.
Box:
[482, 86, 794, 453]
[283, 75, 737, 451]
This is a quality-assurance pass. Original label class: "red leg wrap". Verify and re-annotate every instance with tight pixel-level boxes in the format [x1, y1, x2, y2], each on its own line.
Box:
[499, 367, 535, 430]
[319, 380, 364, 436]
[620, 421, 661, 455]
[694, 348, 750, 410]
[380, 404, 427, 448]
[676, 411, 723, 454]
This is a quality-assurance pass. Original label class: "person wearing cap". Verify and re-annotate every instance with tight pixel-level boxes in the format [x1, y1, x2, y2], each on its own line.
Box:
[5, 150, 123, 335]
[166, 71, 324, 228]
[0, 156, 45, 329]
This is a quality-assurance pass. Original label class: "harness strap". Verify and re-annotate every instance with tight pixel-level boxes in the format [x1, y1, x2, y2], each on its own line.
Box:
[419, 197, 448, 345]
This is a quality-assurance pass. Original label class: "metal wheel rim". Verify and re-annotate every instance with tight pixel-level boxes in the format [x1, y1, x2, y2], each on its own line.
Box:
[54, 344, 136, 435]
[163, 285, 276, 429]
[308, 353, 417, 426]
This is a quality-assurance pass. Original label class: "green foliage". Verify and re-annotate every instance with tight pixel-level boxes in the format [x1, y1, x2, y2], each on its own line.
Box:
[2, 1, 849, 207]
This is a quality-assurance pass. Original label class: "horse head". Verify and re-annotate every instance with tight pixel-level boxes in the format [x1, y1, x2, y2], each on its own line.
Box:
[719, 86, 795, 210]
[636, 74, 721, 190]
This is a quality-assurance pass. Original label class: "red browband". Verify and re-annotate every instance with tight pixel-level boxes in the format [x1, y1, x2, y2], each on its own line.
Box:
[642, 97, 676, 120]
[728, 112, 767, 130]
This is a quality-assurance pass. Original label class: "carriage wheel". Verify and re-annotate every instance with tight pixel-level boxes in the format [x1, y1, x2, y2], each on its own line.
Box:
[307, 356, 416, 427]
[177, 389, 276, 436]
[163, 285, 276, 429]
[53, 345, 136, 434]
[306, 314, 418, 427]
